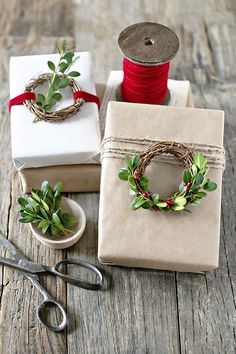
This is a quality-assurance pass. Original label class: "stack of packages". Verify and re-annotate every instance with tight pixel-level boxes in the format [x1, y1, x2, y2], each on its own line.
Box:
[10, 52, 101, 193]
[9, 24, 224, 273]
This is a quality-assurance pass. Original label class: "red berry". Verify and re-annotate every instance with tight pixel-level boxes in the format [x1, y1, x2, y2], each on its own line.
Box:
[133, 171, 140, 181]
[185, 182, 191, 190]
[166, 199, 174, 206]
[142, 192, 150, 199]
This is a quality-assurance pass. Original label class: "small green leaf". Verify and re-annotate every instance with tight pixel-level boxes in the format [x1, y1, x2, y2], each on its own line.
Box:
[67, 71, 80, 77]
[52, 92, 62, 101]
[58, 62, 69, 73]
[62, 52, 74, 64]
[61, 39, 67, 53]
[131, 196, 147, 210]
[41, 199, 49, 212]
[128, 176, 136, 189]
[19, 217, 33, 223]
[203, 181, 217, 191]
[118, 168, 130, 181]
[52, 212, 61, 225]
[51, 225, 61, 235]
[196, 191, 207, 198]
[174, 196, 187, 206]
[172, 205, 185, 211]
[190, 199, 201, 205]
[189, 183, 199, 193]
[125, 155, 132, 170]
[37, 93, 45, 104]
[132, 155, 141, 169]
[139, 175, 149, 191]
[48, 61, 56, 72]
[62, 213, 77, 228]
[54, 181, 63, 195]
[58, 78, 70, 88]
[152, 193, 159, 203]
[31, 191, 41, 203]
[38, 219, 50, 234]
[18, 197, 28, 207]
[193, 153, 206, 169]
[141, 201, 153, 209]
[191, 164, 198, 175]
[195, 173, 204, 185]
[156, 202, 167, 208]
[43, 103, 52, 110]
[183, 170, 192, 184]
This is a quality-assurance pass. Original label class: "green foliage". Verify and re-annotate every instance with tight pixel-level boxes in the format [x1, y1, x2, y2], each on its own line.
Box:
[36, 40, 80, 110]
[17, 181, 77, 236]
[118, 152, 218, 213]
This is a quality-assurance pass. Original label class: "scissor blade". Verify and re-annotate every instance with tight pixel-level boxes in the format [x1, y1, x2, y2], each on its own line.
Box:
[0, 233, 40, 281]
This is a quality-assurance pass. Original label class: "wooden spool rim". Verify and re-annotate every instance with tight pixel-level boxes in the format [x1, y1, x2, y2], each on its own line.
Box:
[118, 22, 179, 66]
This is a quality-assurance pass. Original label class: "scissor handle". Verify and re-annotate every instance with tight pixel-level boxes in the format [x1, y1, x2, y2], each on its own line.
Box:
[51, 258, 104, 290]
[37, 298, 67, 332]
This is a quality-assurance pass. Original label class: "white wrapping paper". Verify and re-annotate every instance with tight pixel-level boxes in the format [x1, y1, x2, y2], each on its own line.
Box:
[10, 52, 100, 170]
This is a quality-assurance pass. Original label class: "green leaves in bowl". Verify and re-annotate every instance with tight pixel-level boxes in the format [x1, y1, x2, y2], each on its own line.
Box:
[17, 181, 77, 236]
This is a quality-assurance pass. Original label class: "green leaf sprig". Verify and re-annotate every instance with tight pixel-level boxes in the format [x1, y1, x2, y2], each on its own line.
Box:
[118, 153, 217, 212]
[17, 181, 77, 236]
[36, 40, 80, 110]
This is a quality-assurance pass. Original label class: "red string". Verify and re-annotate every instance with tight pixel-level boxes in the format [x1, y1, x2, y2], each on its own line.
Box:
[120, 57, 170, 105]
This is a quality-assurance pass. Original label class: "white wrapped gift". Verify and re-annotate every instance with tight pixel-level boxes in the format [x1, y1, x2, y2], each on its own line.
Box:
[10, 52, 100, 170]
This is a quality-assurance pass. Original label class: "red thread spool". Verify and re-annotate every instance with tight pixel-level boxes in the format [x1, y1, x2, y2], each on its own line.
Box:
[118, 22, 179, 105]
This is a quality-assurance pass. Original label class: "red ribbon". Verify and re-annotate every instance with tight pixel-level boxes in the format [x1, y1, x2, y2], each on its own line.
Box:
[8, 92, 36, 112]
[9, 90, 100, 112]
[73, 90, 100, 108]
[120, 57, 170, 105]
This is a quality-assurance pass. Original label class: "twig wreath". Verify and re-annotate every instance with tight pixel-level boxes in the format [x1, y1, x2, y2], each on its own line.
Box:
[118, 141, 217, 212]
[25, 73, 82, 122]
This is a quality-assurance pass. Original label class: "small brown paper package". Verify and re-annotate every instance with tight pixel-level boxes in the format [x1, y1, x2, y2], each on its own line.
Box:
[98, 102, 225, 273]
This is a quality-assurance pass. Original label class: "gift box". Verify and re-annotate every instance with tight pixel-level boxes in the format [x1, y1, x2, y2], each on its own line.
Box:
[98, 102, 225, 273]
[10, 52, 101, 191]
[15, 68, 194, 193]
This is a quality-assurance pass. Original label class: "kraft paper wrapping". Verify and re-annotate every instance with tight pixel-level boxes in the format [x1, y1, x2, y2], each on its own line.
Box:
[19, 164, 101, 193]
[98, 102, 224, 273]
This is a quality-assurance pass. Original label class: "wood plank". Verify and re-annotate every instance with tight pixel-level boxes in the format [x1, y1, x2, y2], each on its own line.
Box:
[0, 36, 75, 354]
[171, 3, 236, 351]
[0, 0, 74, 37]
[66, 196, 180, 354]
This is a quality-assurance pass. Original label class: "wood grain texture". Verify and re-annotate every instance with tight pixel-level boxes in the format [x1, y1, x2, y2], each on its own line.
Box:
[0, 0, 235, 353]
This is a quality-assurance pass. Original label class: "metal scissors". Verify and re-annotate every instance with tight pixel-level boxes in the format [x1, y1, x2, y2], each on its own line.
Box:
[0, 233, 104, 332]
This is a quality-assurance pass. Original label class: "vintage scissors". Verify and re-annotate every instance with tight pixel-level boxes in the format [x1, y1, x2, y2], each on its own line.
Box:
[0, 233, 104, 332]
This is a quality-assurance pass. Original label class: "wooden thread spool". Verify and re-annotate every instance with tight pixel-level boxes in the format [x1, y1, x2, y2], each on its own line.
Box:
[118, 22, 179, 105]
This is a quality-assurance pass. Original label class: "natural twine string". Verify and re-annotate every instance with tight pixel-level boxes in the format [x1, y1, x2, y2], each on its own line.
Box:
[24, 73, 83, 122]
[101, 136, 225, 169]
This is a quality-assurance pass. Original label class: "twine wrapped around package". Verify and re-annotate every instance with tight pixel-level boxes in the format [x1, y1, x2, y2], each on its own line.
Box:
[98, 101, 225, 273]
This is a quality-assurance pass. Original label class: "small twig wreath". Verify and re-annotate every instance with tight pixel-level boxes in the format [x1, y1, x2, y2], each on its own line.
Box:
[24, 73, 83, 122]
[118, 141, 217, 212]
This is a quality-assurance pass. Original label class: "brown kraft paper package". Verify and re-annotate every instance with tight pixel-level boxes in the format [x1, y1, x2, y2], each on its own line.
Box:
[98, 101, 224, 273]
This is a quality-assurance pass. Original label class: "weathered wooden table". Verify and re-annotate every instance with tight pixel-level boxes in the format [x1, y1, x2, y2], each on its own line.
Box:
[0, 1, 235, 353]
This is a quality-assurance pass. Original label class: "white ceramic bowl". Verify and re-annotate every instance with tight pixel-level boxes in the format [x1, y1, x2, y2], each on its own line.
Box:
[30, 197, 86, 249]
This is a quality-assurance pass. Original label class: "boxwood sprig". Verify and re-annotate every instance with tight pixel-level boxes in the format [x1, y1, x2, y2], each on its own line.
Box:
[36, 39, 80, 110]
[118, 153, 217, 212]
[17, 181, 77, 236]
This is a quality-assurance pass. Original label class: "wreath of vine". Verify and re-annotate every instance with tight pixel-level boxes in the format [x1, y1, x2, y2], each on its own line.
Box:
[118, 141, 217, 212]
